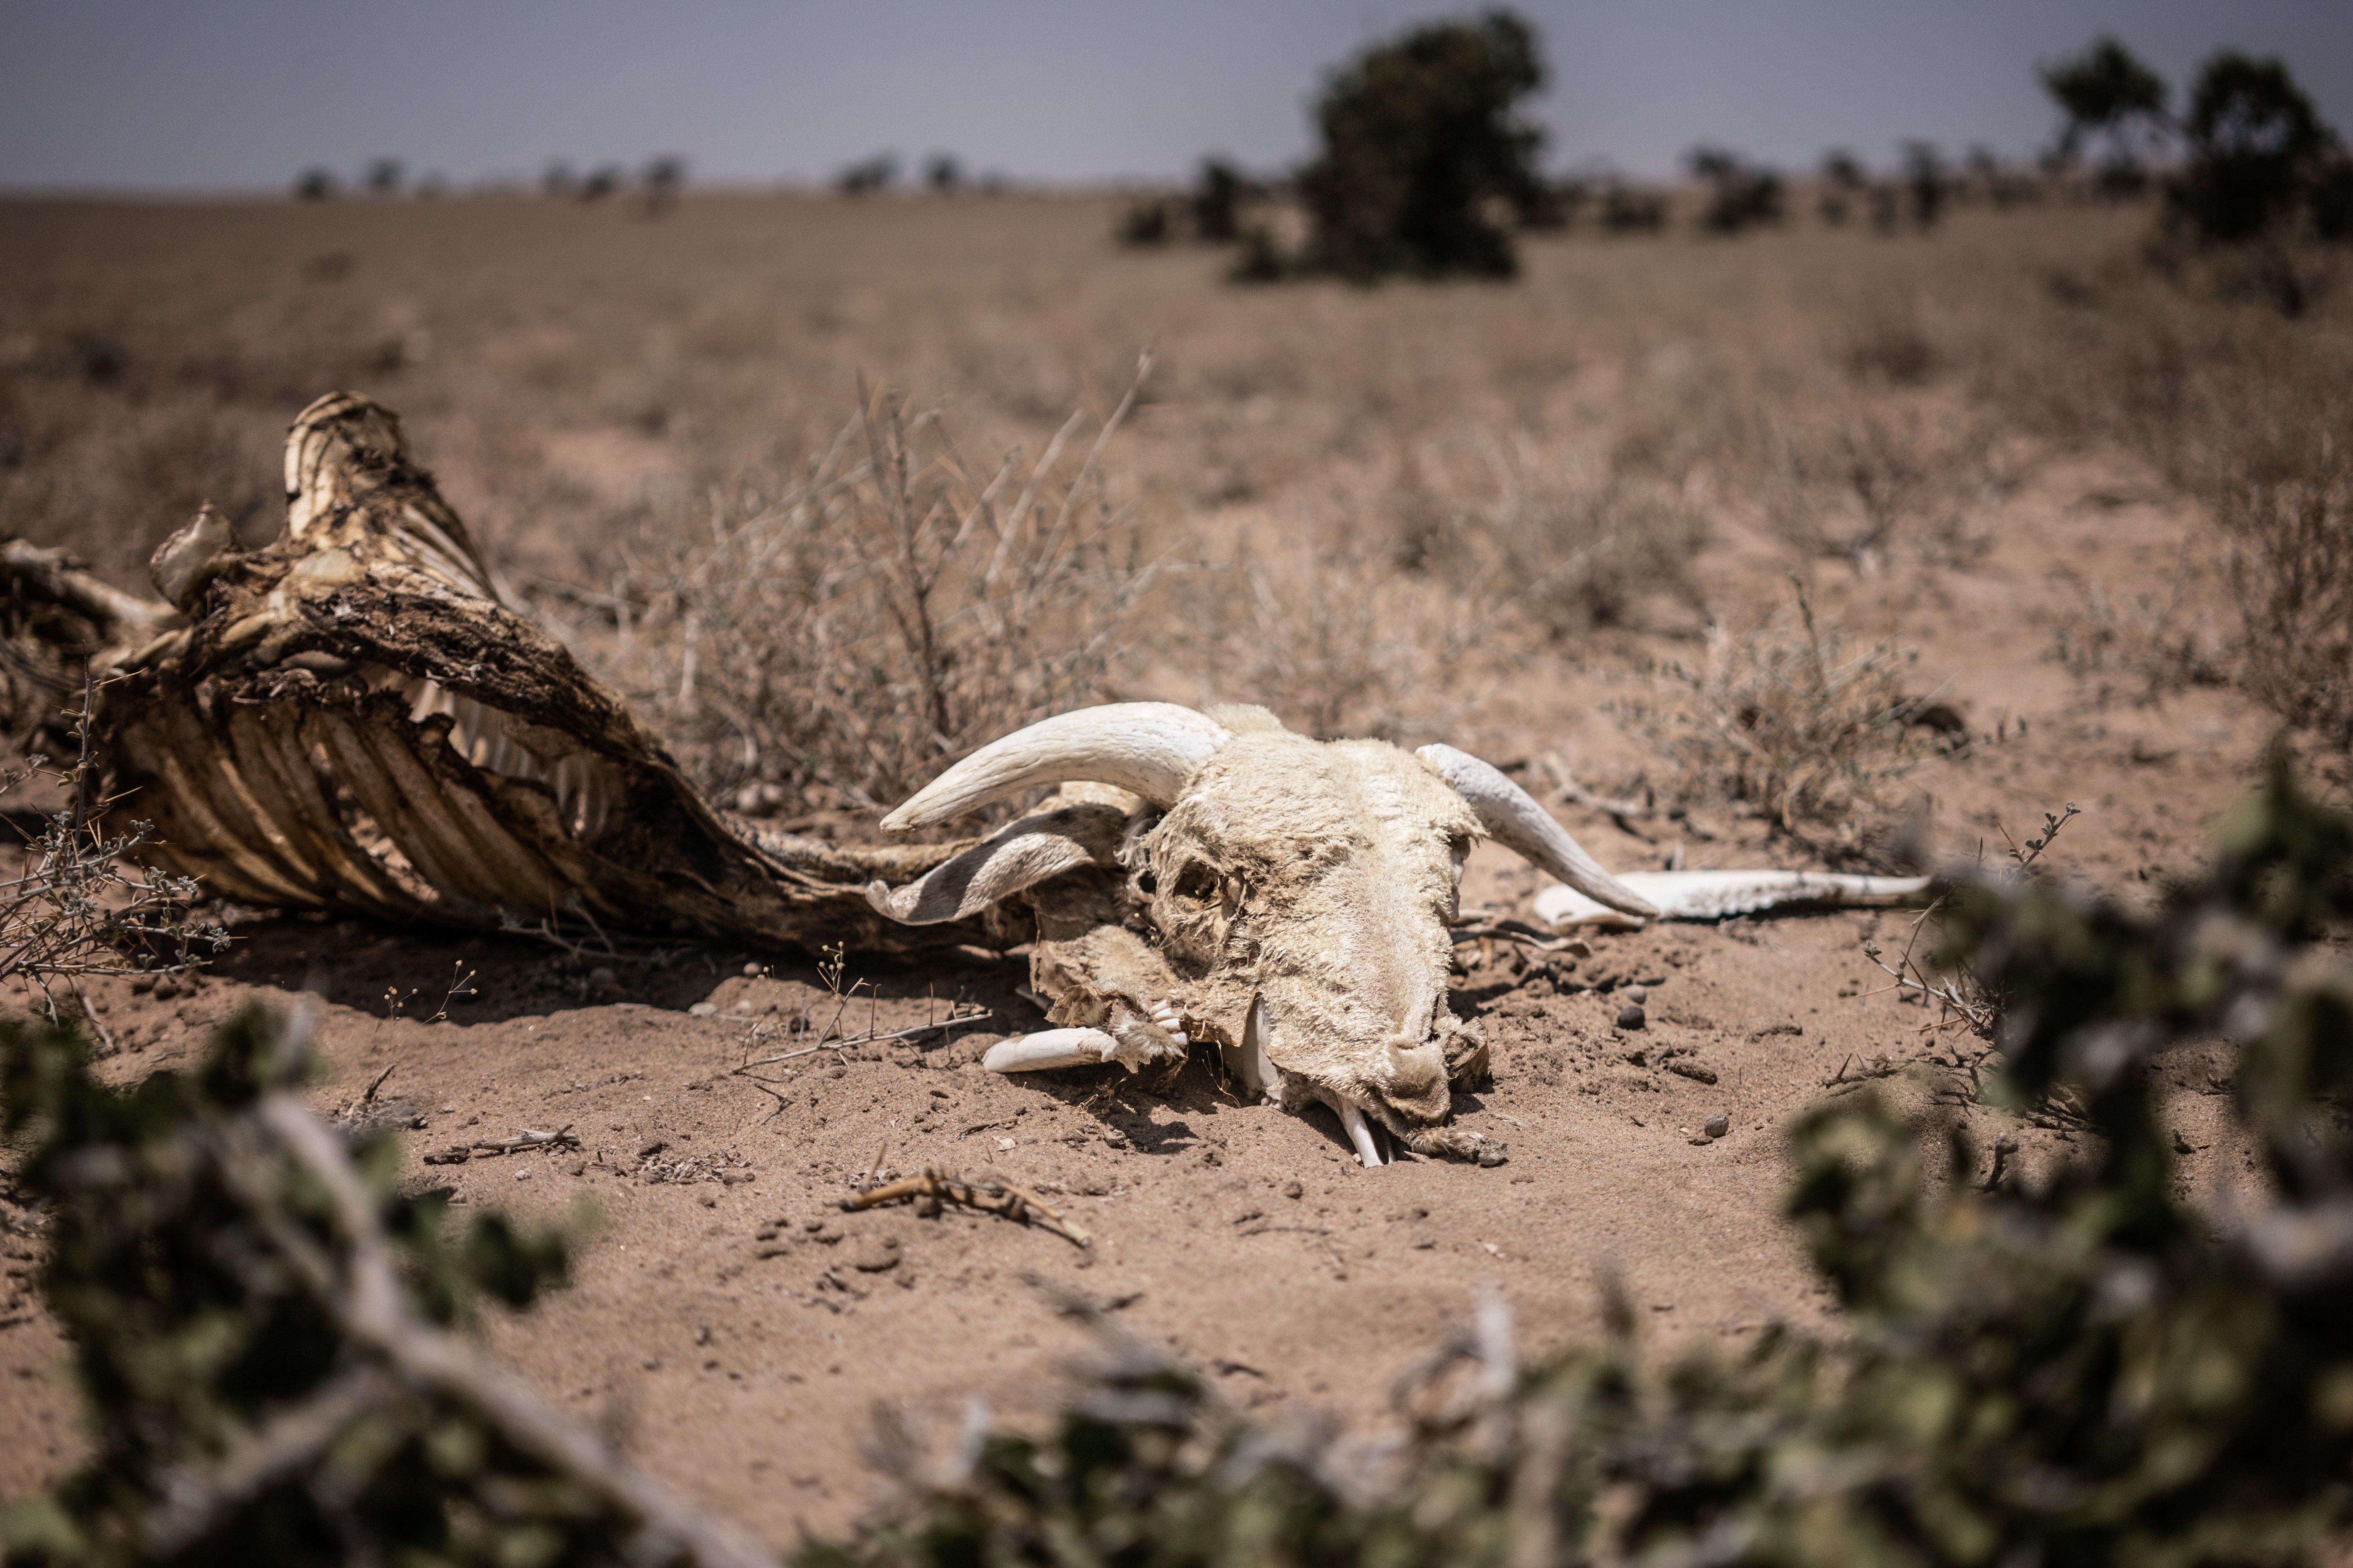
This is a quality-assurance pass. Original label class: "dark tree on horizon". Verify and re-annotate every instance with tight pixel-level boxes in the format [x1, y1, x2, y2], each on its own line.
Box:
[1293, 9, 1548, 281]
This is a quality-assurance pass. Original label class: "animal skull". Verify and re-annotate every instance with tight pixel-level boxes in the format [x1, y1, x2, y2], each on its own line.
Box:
[862, 703, 1926, 1167]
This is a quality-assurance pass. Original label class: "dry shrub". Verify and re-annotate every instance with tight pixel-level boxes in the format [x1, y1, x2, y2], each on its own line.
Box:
[1179, 535, 1469, 741]
[2041, 555, 2237, 703]
[1618, 584, 1938, 844]
[585, 373, 1155, 814]
[1423, 431, 1707, 640]
[1765, 406, 1997, 575]
[2216, 428, 2353, 749]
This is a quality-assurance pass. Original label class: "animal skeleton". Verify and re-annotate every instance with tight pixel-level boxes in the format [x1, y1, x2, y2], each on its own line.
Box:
[10, 393, 1927, 1170]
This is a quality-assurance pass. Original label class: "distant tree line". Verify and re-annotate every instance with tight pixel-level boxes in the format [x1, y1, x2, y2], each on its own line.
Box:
[292, 155, 691, 216]
[1109, 13, 2353, 285]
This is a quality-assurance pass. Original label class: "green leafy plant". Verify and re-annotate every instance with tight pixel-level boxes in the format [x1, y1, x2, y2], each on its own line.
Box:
[0, 1004, 770, 1568]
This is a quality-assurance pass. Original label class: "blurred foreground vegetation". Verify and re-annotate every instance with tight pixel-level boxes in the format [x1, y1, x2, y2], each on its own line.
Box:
[5, 760, 2353, 1565]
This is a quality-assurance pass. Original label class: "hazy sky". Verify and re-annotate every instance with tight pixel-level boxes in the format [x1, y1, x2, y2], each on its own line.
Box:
[4, 1, 2349, 192]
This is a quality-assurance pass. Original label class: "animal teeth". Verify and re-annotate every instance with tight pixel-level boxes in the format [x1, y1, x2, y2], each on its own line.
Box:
[1338, 1101, 1386, 1167]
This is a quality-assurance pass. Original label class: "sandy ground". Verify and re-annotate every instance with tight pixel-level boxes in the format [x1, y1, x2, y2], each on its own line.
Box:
[0, 194, 2283, 1546]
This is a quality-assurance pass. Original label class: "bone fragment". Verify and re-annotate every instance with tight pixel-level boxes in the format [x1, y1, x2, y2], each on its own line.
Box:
[982, 1027, 1120, 1074]
[1534, 869, 1934, 930]
[1416, 744, 1659, 918]
[863, 803, 1127, 924]
[149, 504, 238, 609]
[882, 703, 1232, 831]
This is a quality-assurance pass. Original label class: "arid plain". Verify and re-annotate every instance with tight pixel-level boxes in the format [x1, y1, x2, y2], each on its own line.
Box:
[0, 189, 2337, 1542]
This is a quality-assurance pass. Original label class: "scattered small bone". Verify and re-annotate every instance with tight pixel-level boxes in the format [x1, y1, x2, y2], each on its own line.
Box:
[1616, 1004, 1646, 1030]
[471, 1126, 579, 1156]
[1703, 1112, 1730, 1139]
[1666, 1059, 1718, 1085]
[843, 1166, 1092, 1247]
[1624, 984, 1648, 1004]
[689, 1003, 718, 1018]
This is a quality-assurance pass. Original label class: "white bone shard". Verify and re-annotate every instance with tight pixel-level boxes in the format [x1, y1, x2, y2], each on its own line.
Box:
[1337, 1100, 1387, 1167]
[1534, 869, 1933, 930]
[982, 1028, 1120, 1074]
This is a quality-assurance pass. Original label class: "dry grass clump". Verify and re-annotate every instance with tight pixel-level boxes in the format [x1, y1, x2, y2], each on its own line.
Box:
[1174, 535, 1470, 741]
[2217, 436, 2353, 752]
[0, 688, 228, 1021]
[2041, 555, 2236, 703]
[1617, 583, 1940, 846]
[1393, 430, 1708, 641]
[576, 372, 1155, 816]
[1763, 405, 2001, 575]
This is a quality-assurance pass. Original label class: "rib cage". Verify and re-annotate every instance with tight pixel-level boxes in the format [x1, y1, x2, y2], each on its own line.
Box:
[60, 391, 1014, 955]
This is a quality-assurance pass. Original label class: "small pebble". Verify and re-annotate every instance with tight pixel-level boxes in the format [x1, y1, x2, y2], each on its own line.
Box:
[742, 962, 763, 978]
[1703, 1112, 1730, 1139]
[699, 1193, 718, 1208]
[1282, 1179, 1304, 1199]
[587, 966, 616, 989]
[1616, 1003, 1646, 1030]
[688, 1002, 718, 1018]
[1624, 984, 1649, 1003]
[515, 1169, 532, 1181]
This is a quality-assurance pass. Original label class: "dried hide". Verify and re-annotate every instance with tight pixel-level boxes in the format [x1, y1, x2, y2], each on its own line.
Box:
[21, 392, 1016, 954]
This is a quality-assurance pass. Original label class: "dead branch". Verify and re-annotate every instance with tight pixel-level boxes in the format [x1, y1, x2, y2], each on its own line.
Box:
[844, 1165, 1092, 1248]
[734, 1008, 992, 1072]
[246, 1093, 778, 1568]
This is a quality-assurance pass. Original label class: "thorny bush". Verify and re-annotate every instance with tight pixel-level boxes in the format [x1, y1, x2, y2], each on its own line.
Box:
[13, 763, 2353, 1564]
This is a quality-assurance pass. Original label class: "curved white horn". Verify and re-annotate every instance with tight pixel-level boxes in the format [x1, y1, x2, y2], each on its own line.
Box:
[882, 703, 1231, 832]
[1416, 744, 1660, 919]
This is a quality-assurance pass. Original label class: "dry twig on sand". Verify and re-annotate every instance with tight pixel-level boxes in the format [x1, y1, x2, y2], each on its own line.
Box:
[843, 1166, 1093, 1248]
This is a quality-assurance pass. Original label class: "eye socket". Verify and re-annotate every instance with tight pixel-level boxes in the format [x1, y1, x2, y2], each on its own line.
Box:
[1171, 861, 1222, 904]
[1134, 869, 1158, 895]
